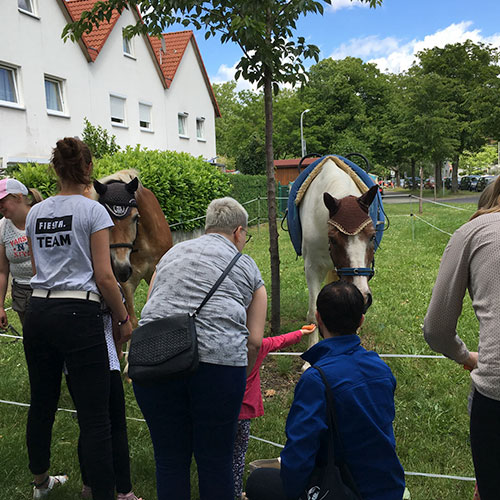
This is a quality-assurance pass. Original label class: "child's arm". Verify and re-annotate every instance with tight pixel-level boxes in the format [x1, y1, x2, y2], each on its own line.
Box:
[263, 325, 317, 353]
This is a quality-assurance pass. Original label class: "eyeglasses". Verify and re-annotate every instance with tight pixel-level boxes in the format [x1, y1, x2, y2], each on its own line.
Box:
[233, 226, 252, 244]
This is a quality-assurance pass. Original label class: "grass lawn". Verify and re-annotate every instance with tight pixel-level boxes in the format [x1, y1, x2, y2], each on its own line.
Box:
[0, 199, 480, 499]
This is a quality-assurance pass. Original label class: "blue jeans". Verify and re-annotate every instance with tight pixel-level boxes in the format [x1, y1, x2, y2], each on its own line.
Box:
[133, 362, 246, 500]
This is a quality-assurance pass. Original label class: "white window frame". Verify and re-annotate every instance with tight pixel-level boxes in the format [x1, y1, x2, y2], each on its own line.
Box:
[178, 112, 189, 138]
[139, 102, 153, 132]
[196, 116, 206, 141]
[110, 94, 127, 128]
[44, 75, 67, 117]
[0, 63, 24, 110]
[18, 0, 39, 18]
[122, 30, 135, 59]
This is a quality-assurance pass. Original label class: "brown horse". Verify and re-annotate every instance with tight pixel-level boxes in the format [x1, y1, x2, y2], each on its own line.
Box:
[93, 169, 173, 328]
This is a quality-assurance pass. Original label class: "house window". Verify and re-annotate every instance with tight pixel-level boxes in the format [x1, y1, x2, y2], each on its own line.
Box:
[18, 0, 36, 15]
[196, 117, 205, 140]
[178, 113, 188, 137]
[110, 95, 126, 126]
[0, 65, 19, 104]
[139, 102, 152, 130]
[123, 30, 134, 57]
[44, 77, 64, 113]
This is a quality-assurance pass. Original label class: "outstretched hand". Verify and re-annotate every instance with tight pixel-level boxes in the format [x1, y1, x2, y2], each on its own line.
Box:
[0, 307, 8, 329]
[300, 324, 316, 336]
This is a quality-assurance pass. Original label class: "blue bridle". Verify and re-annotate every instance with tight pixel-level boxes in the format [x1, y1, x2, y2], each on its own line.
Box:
[335, 260, 375, 279]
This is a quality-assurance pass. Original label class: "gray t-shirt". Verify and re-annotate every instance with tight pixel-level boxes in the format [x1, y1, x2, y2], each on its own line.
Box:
[140, 233, 264, 367]
[0, 217, 32, 285]
[26, 195, 113, 294]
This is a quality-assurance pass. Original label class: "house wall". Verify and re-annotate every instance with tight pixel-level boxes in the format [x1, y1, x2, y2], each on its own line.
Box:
[0, 2, 217, 169]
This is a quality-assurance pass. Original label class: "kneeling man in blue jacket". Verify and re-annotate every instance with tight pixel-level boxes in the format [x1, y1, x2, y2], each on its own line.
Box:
[246, 281, 405, 500]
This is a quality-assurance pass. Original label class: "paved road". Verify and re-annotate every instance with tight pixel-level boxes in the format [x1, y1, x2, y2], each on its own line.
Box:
[382, 193, 480, 205]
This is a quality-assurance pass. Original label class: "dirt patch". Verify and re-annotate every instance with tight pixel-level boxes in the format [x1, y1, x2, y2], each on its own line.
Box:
[260, 355, 303, 399]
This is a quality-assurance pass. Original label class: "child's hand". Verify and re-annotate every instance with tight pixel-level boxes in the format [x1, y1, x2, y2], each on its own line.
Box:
[300, 324, 316, 335]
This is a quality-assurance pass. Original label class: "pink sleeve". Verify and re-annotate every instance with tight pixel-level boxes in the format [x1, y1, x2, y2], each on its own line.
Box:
[261, 330, 303, 355]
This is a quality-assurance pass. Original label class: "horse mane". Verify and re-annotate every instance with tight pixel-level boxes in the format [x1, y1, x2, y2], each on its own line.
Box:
[98, 169, 142, 186]
[90, 169, 142, 200]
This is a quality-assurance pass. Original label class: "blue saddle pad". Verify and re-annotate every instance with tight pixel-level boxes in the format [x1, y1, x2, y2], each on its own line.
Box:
[287, 155, 384, 256]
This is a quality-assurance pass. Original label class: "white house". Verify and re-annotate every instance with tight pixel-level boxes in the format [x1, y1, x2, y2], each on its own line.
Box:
[0, 0, 220, 170]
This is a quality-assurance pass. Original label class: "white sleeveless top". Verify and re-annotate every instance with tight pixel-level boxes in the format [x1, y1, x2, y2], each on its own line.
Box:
[0, 218, 32, 285]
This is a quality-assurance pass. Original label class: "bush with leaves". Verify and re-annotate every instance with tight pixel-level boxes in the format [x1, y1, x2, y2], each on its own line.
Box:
[94, 147, 230, 231]
[82, 118, 121, 159]
[14, 163, 58, 199]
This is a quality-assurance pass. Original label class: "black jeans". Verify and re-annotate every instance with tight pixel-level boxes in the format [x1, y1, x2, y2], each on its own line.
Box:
[23, 297, 114, 500]
[246, 468, 290, 500]
[133, 362, 246, 500]
[470, 389, 500, 500]
[67, 370, 132, 494]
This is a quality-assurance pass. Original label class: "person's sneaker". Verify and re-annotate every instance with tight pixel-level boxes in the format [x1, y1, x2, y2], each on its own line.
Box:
[116, 492, 143, 500]
[32, 475, 68, 499]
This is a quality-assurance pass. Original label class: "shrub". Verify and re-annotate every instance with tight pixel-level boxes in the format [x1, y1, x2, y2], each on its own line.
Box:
[94, 147, 231, 231]
[14, 163, 58, 199]
[82, 118, 121, 159]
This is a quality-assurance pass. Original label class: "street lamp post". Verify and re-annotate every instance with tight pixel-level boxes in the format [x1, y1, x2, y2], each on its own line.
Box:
[300, 109, 310, 158]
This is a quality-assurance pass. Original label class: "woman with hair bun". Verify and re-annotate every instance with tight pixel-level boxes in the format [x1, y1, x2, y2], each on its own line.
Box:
[23, 137, 132, 500]
[0, 179, 43, 326]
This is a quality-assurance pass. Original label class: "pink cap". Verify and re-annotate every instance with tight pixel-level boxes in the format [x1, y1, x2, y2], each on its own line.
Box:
[0, 178, 28, 200]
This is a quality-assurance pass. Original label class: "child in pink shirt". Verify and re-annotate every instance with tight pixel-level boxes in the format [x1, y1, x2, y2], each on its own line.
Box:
[233, 325, 316, 500]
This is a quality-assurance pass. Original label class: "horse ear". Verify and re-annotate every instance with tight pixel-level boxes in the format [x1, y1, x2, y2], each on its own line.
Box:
[358, 185, 378, 211]
[93, 180, 107, 196]
[323, 192, 340, 217]
[126, 177, 139, 195]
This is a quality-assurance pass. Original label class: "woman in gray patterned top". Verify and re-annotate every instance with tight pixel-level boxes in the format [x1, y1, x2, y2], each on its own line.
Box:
[134, 197, 267, 500]
[423, 176, 500, 500]
[0, 179, 42, 326]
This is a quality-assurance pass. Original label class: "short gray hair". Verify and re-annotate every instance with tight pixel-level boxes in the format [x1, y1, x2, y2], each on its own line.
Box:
[205, 197, 248, 233]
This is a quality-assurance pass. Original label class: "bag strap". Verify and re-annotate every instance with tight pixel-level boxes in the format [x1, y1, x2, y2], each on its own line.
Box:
[312, 365, 342, 465]
[193, 252, 242, 316]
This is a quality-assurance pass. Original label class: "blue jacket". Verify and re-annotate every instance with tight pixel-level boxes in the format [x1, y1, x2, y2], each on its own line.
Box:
[280, 335, 405, 500]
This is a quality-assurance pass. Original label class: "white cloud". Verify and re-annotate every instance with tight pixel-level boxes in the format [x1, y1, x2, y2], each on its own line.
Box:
[329, 21, 500, 74]
[328, 0, 370, 12]
[211, 62, 257, 92]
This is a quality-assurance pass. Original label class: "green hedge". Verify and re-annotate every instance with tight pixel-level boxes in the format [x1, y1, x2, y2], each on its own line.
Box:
[227, 174, 268, 224]
[13, 148, 231, 231]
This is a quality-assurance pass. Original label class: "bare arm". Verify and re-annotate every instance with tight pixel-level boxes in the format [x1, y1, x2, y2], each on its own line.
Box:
[91, 229, 132, 342]
[0, 244, 9, 327]
[246, 285, 267, 375]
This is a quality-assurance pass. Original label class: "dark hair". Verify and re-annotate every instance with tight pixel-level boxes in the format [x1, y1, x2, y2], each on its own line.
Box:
[316, 281, 364, 335]
[51, 137, 92, 186]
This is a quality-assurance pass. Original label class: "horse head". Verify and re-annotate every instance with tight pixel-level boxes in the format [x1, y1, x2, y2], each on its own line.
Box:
[94, 177, 140, 282]
[323, 184, 379, 312]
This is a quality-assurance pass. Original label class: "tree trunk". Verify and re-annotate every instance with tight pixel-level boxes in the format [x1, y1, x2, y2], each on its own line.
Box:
[452, 155, 459, 192]
[264, 64, 280, 334]
[395, 168, 400, 188]
[435, 160, 443, 191]
[411, 158, 416, 190]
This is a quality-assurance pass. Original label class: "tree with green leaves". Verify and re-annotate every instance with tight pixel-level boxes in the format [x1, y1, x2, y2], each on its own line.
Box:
[64, 0, 382, 332]
[411, 41, 500, 191]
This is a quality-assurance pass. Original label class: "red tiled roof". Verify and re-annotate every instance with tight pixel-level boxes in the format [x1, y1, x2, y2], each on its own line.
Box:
[274, 158, 316, 168]
[64, 0, 121, 62]
[149, 31, 220, 117]
[62, 2, 220, 116]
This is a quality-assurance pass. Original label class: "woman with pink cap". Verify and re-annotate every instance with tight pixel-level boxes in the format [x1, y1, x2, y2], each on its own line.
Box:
[0, 178, 42, 326]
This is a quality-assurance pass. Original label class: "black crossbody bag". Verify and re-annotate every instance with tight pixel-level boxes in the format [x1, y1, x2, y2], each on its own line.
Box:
[299, 365, 362, 500]
[128, 252, 242, 385]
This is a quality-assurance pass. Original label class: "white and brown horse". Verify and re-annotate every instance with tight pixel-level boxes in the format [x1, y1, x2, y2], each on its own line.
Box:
[93, 169, 173, 328]
[299, 158, 379, 349]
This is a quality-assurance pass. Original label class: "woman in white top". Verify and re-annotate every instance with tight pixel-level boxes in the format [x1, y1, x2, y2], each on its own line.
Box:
[0, 178, 42, 326]
[23, 137, 132, 500]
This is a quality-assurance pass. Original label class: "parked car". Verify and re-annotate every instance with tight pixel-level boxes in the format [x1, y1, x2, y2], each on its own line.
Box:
[404, 177, 421, 189]
[476, 175, 497, 192]
[424, 178, 435, 189]
[468, 175, 481, 191]
[459, 175, 471, 190]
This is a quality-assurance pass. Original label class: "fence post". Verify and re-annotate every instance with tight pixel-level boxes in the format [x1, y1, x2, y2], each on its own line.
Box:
[257, 196, 261, 234]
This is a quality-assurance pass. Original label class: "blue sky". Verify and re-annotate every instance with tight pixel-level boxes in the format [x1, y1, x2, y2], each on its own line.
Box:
[167, 0, 500, 90]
